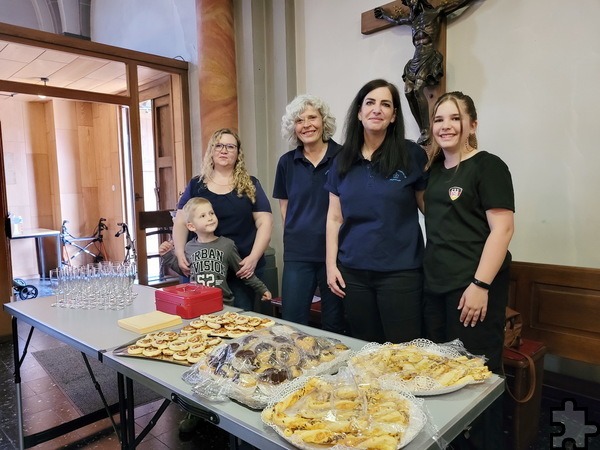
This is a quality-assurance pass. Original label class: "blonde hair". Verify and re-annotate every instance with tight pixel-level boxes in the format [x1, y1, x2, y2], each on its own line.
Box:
[200, 128, 257, 203]
[183, 197, 212, 222]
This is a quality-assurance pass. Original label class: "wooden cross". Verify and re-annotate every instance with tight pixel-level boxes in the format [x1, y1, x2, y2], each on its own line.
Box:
[360, 0, 472, 145]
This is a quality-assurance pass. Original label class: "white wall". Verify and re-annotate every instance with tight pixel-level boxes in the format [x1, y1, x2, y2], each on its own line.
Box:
[90, 0, 202, 172]
[296, 0, 600, 381]
[297, 0, 600, 270]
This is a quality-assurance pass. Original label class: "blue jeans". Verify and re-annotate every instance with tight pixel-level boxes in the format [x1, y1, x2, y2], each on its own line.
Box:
[228, 266, 265, 311]
[281, 261, 346, 334]
[340, 265, 423, 343]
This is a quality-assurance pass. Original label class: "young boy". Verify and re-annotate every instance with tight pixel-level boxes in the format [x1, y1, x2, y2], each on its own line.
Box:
[160, 197, 271, 305]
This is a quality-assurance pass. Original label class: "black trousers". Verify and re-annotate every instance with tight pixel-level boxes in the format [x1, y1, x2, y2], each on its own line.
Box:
[423, 268, 509, 450]
[339, 265, 423, 344]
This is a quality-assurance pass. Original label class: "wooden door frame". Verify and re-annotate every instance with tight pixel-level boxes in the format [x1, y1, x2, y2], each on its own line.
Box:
[0, 122, 15, 339]
[0, 23, 192, 336]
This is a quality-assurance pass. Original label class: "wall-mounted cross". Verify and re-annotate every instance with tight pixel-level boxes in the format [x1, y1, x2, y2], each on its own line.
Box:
[361, 0, 474, 145]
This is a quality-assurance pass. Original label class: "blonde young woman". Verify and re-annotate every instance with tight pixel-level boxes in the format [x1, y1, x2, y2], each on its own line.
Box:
[423, 91, 514, 450]
[172, 128, 273, 310]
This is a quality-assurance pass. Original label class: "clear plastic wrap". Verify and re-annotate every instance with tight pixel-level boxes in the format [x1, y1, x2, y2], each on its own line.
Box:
[261, 367, 433, 449]
[182, 324, 351, 409]
[348, 338, 492, 395]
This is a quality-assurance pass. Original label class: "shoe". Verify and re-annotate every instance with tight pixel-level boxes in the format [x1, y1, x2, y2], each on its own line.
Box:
[179, 413, 201, 435]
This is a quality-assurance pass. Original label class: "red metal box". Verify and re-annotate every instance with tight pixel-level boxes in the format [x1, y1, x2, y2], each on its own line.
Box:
[155, 283, 223, 319]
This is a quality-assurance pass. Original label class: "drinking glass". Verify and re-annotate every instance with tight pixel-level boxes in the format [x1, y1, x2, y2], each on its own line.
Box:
[49, 268, 65, 307]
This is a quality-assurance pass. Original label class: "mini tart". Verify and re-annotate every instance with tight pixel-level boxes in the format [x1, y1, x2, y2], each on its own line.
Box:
[206, 337, 222, 347]
[162, 348, 175, 357]
[186, 334, 204, 344]
[169, 340, 189, 352]
[209, 328, 229, 337]
[206, 321, 222, 330]
[127, 345, 143, 355]
[247, 317, 262, 327]
[179, 325, 197, 335]
[234, 315, 249, 324]
[173, 350, 190, 361]
[260, 318, 275, 327]
[190, 319, 206, 329]
[152, 339, 169, 350]
[189, 343, 207, 353]
[187, 352, 203, 364]
[227, 330, 247, 339]
[142, 347, 162, 357]
[136, 338, 153, 348]
[155, 330, 178, 341]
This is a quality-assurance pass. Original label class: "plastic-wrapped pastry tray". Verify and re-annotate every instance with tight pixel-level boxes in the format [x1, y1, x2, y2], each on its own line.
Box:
[261, 368, 428, 449]
[348, 338, 492, 396]
[182, 324, 351, 409]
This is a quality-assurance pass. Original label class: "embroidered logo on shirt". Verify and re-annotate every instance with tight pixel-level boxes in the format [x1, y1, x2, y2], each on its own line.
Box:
[449, 186, 463, 201]
[389, 170, 407, 182]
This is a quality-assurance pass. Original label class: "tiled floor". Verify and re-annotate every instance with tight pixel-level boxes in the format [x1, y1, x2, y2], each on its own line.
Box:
[0, 322, 232, 449]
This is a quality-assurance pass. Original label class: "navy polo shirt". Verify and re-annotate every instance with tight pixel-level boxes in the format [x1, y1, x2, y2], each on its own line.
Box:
[324, 140, 428, 272]
[177, 176, 272, 267]
[273, 140, 340, 262]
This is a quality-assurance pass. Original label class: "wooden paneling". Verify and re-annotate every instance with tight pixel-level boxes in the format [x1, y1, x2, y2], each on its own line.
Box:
[510, 261, 600, 365]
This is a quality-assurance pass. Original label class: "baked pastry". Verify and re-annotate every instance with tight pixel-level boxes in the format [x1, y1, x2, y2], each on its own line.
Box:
[118, 326, 227, 366]
[185, 324, 352, 408]
[127, 345, 143, 355]
[262, 376, 421, 449]
[349, 340, 492, 390]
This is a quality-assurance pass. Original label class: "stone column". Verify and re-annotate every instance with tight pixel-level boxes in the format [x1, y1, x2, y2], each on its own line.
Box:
[196, 0, 238, 153]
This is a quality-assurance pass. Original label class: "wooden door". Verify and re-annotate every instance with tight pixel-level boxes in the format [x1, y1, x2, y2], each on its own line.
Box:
[0, 122, 15, 337]
[154, 95, 177, 210]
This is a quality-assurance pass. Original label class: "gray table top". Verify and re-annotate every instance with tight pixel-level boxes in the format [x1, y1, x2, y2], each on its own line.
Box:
[9, 228, 61, 239]
[4, 284, 504, 450]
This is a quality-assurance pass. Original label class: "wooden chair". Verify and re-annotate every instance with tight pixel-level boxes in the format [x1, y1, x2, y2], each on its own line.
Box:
[138, 210, 179, 287]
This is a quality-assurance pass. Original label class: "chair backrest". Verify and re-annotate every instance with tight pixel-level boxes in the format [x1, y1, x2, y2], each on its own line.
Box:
[138, 210, 174, 237]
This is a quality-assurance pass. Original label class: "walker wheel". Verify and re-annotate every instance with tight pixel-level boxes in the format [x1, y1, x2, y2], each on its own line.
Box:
[13, 278, 27, 288]
[18, 285, 38, 300]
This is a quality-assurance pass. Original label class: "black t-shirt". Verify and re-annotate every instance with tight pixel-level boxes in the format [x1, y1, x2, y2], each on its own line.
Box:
[424, 151, 515, 294]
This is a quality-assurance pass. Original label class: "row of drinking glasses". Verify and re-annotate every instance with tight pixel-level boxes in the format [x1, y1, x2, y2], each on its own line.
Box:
[49, 261, 137, 310]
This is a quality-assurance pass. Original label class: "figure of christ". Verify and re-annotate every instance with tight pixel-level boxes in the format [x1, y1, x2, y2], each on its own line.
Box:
[374, 0, 474, 144]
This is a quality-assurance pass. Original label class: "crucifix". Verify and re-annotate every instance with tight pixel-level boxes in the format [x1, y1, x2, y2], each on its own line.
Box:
[361, 0, 475, 145]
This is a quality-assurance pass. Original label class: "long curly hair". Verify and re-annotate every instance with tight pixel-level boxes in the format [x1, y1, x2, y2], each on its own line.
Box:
[200, 128, 257, 203]
[336, 79, 410, 178]
[426, 91, 478, 171]
[281, 94, 337, 147]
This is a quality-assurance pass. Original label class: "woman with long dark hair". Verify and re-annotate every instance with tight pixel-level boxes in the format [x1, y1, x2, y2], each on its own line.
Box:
[325, 79, 428, 343]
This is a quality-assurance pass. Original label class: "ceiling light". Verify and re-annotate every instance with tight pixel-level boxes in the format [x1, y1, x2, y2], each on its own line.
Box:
[38, 77, 49, 99]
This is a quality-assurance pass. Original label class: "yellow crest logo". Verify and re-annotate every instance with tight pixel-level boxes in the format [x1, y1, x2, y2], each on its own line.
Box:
[449, 186, 463, 201]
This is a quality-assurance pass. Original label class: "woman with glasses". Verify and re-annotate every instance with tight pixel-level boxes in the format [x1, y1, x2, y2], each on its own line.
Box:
[272, 94, 346, 334]
[172, 128, 273, 310]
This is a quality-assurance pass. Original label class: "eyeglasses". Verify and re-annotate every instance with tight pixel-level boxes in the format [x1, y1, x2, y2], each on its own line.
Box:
[214, 143, 238, 153]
